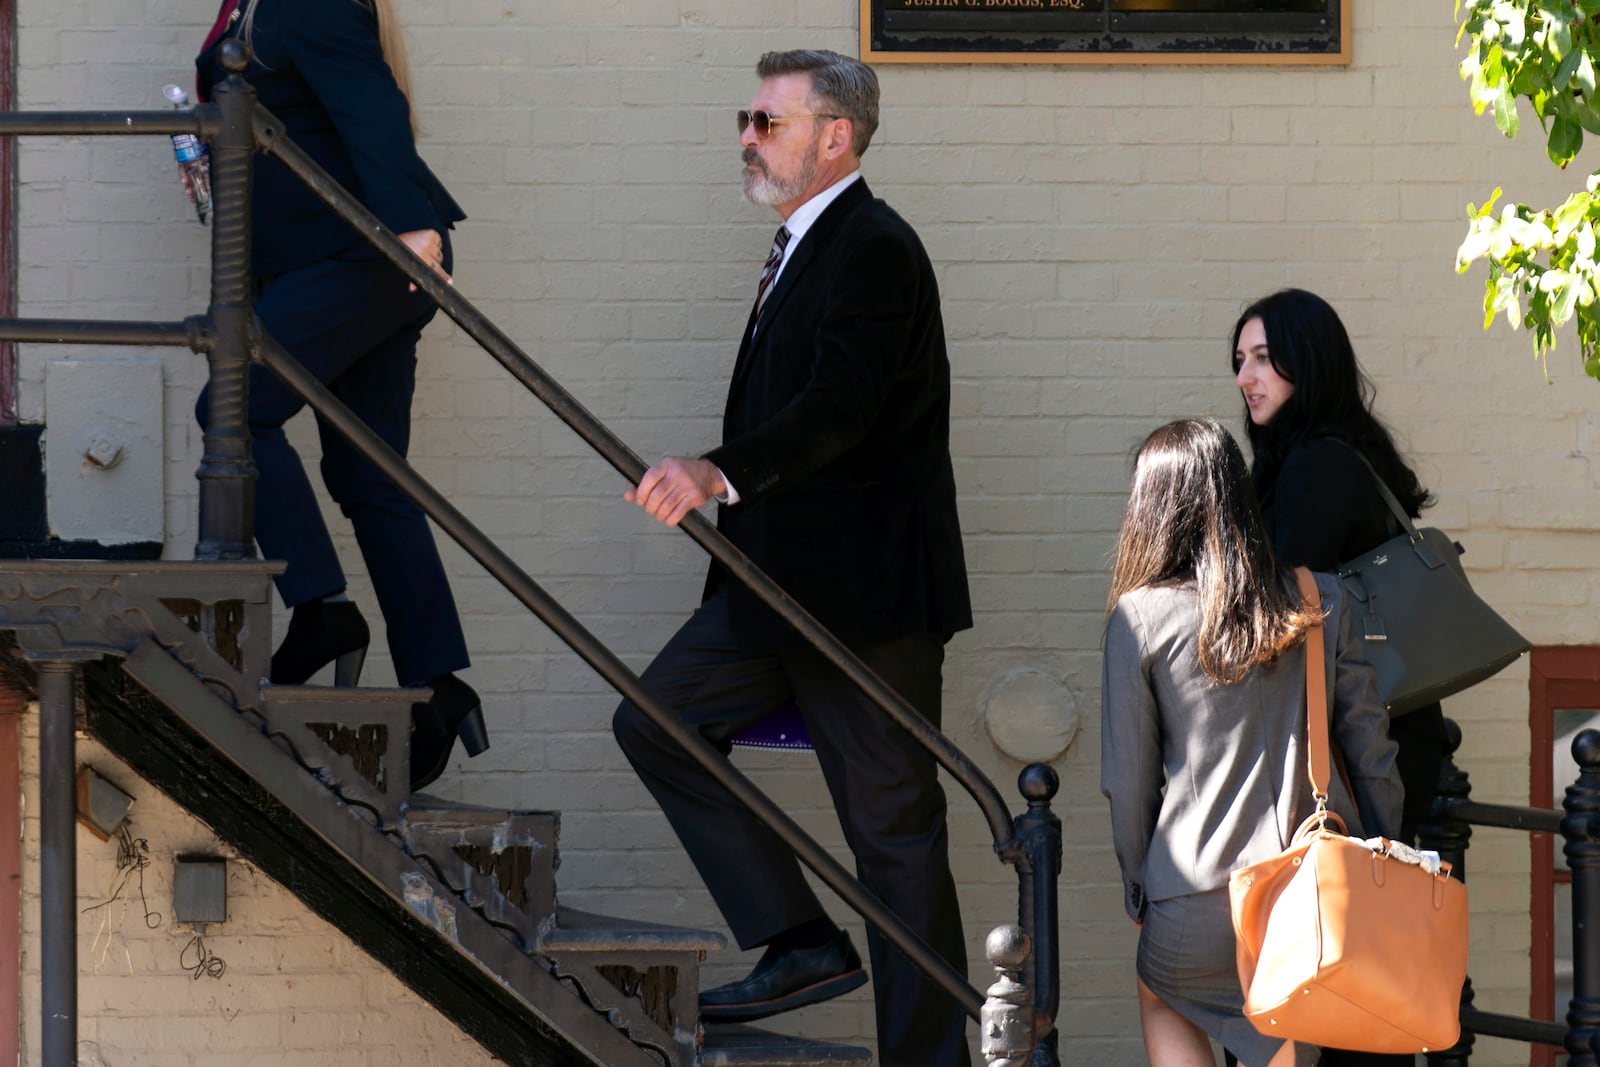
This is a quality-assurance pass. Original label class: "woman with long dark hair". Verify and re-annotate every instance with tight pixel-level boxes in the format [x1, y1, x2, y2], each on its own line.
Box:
[1230, 287, 1441, 1067]
[1102, 417, 1400, 1067]
[193, 0, 486, 791]
[1232, 290, 1442, 837]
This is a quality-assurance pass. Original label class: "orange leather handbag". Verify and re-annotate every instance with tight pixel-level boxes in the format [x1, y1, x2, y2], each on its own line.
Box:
[1227, 568, 1469, 1055]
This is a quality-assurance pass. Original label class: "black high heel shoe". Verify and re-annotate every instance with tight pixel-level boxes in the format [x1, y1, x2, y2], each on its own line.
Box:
[410, 673, 490, 792]
[269, 600, 370, 687]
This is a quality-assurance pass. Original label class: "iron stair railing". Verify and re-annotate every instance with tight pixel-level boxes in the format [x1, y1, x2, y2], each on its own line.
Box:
[0, 40, 1062, 1064]
[1417, 718, 1600, 1065]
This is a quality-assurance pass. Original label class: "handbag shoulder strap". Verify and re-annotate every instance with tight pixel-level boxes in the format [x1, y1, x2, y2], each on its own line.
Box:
[1294, 566, 1331, 801]
[1322, 437, 1421, 542]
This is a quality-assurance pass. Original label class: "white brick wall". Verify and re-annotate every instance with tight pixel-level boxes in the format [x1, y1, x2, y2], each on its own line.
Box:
[13, 0, 1594, 1062]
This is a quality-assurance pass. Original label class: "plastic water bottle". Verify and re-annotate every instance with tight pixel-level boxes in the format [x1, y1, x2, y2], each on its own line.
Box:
[162, 84, 212, 225]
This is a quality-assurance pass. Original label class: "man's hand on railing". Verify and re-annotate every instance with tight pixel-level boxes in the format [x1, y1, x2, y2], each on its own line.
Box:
[626, 457, 726, 528]
[399, 228, 450, 291]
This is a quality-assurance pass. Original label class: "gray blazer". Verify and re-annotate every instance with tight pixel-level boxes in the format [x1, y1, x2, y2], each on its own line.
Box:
[1100, 573, 1403, 921]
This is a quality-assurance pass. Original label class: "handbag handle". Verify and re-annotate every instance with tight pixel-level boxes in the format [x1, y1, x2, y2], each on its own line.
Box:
[1294, 566, 1332, 806]
[1324, 438, 1422, 543]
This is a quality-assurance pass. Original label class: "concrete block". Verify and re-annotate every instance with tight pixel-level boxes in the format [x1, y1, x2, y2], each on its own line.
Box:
[45, 358, 164, 545]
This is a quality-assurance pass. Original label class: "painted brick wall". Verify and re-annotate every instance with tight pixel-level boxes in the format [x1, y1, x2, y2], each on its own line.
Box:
[16, 724, 498, 1066]
[13, 0, 1595, 1062]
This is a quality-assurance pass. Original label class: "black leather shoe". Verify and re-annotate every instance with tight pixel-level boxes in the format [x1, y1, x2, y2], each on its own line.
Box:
[699, 929, 866, 1022]
[409, 673, 490, 792]
[270, 600, 369, 687]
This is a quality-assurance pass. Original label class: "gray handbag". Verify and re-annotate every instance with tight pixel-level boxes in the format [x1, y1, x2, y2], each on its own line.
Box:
[1335, 450, 1530, 716]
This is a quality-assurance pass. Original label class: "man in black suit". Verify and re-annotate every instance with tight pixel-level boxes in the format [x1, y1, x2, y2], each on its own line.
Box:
[612, 49, 973, 1067]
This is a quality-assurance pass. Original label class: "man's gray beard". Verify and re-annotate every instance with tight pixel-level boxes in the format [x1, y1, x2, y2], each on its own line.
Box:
[741, 152, 817, 207]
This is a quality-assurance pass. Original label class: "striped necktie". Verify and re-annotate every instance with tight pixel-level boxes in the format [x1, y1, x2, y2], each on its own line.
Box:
[755, 226, 791, 321]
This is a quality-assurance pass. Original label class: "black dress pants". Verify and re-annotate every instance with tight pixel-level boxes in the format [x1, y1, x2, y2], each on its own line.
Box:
[195, 239, 469, 683]
[612, 589, 971, 1067]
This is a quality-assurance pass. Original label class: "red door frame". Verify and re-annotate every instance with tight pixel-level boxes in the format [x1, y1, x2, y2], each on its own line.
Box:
[0, 679, 21, 1065]
[0, 1, 21, 1057]
[1529, 647, 1600, 1067]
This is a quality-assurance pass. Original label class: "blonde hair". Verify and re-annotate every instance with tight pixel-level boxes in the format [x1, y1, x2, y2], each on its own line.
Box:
[238, 0, 417, 136]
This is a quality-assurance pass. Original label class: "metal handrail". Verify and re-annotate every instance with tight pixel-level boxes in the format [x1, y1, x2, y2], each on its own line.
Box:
[0, 42, 1064, 1061]
[252, 324, 984, 1018]
[1418, 718, 1600, 1063]
[252, 103, 1020, 847]
[251, 83, 1065, 1036]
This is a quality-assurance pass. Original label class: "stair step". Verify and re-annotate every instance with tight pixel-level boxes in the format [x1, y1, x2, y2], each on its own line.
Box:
[541, 905, 726, 954]
[403, 797, 560, 948]
[700, 1025, 873, 1066]
[542, 906, 729, 1067]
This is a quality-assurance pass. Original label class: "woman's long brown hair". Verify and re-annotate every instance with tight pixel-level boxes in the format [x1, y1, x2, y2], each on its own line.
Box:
[1107, 417, 1313, 685]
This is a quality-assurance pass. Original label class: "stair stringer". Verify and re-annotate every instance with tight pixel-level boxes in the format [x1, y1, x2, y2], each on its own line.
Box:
[0, 576, 656, 1067]
[113, 638, 659, 1067]
[404, 802, 560, 950]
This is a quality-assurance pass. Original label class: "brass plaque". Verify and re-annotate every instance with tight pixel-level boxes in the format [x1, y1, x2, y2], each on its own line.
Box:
[862, 0, 1348, 64]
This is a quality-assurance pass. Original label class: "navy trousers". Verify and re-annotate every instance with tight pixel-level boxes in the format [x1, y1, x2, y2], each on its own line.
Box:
[612, 590, 971, 1067]
[197, 239, 468, 684]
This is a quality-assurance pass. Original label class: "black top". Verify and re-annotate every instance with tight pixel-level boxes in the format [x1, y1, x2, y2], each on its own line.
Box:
[197, 0, 465, 278]
[1256, 437, 1403, 571]
[704, 180, 972, 652]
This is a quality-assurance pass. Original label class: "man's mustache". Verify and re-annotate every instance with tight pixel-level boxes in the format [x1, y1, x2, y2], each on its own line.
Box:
[742, 148, 766, 172]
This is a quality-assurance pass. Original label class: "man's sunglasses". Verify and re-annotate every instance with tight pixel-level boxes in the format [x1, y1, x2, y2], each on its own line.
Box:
[737, 109, 840, 138]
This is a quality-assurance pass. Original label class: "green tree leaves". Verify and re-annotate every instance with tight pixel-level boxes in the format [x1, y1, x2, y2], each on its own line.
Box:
[1457, 0, 1600, 376]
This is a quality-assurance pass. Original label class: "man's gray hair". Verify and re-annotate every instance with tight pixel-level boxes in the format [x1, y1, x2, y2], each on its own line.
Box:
[755, 50, 879, 157]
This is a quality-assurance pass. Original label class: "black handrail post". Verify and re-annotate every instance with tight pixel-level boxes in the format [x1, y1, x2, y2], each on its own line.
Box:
[193, 41, 257, 562]
[1421, 718, 1473, 880]
[1563, 729, 1600, 1066]
[29, 651, 97, 1067]
[1005, 763, 1060, 1063]
[1420, 717, 1474, 1066]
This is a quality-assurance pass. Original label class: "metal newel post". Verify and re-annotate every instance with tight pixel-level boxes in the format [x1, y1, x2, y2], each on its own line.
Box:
[982, 924, 1032, 1067]
[194, 39, 257, 561]
[30, 652, 95, 1067]
[1013, 763, 1060, 1065]
[1563, 729, 1600, 1067]
[1420, 717, 1474, 1066]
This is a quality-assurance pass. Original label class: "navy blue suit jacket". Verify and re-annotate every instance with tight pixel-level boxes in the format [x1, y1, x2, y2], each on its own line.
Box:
[703, 180, 972, 652]
[198, 0, 465, 278]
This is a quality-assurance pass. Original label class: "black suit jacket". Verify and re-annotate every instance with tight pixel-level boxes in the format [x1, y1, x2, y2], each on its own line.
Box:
[197, 0, 465, 278]
[703, 179, 972, 652]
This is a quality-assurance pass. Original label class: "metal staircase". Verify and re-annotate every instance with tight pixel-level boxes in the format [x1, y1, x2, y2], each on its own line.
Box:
[0, 39, 1061, 1067]
[0, 558, 871, 1065]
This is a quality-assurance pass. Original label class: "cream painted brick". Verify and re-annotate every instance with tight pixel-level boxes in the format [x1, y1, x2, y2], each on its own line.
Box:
[10, 2, 1573, 1062]
[16, 726, 497, 1066]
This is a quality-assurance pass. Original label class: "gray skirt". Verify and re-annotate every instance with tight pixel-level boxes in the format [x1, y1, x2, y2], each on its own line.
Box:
[1137, 888, 1321, 1067]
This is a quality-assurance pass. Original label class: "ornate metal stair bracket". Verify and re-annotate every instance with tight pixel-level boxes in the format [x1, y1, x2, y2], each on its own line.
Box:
[403, 799, 559, 949]
[541, 908, 726, 1067]
[262, 684, 417, 830]
[0, 561, 280, 703]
